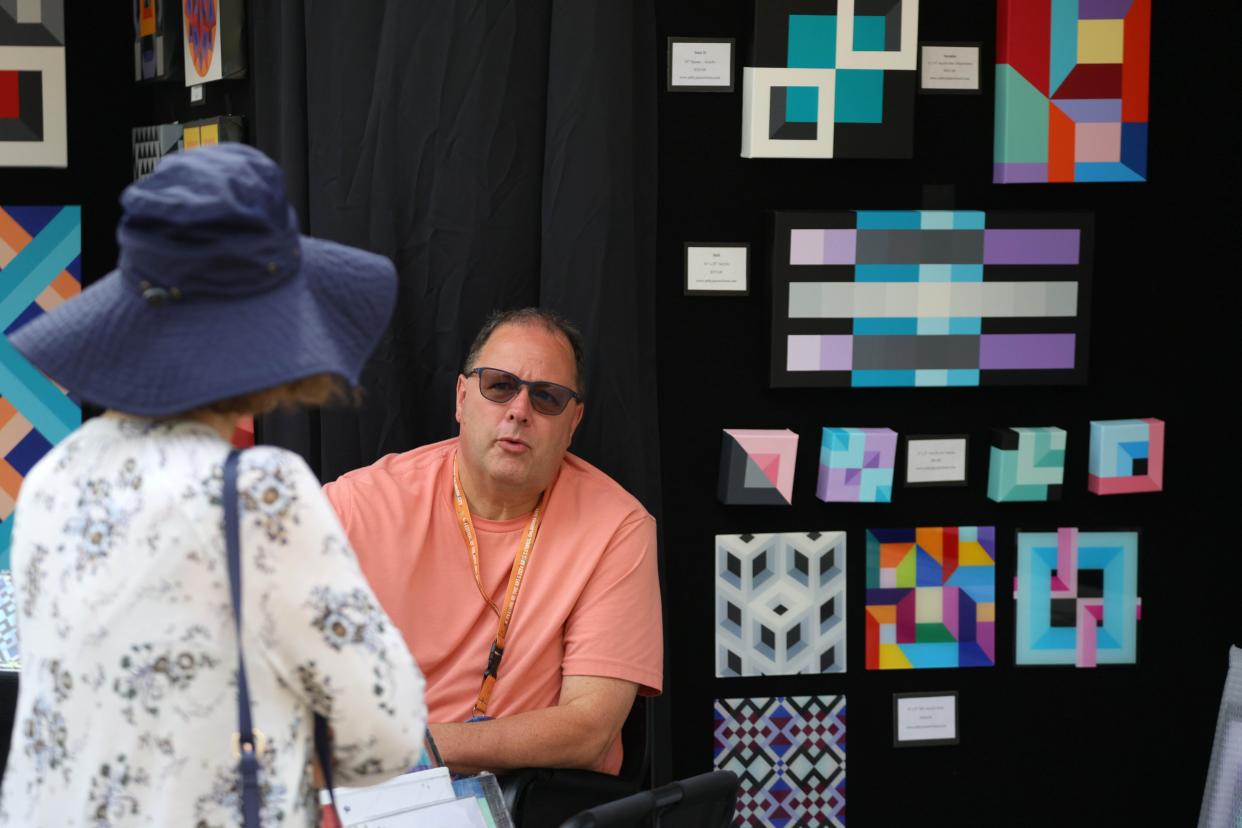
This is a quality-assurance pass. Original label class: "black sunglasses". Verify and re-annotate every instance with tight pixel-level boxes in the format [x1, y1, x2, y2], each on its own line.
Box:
[467, 367, 582, 415]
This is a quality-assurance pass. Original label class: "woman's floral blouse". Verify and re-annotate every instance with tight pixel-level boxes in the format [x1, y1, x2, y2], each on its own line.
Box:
[0, 416, 427, 827]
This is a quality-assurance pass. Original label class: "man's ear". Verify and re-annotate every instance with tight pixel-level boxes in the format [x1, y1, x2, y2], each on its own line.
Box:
[567, 400, 585, 443]
[455, 374, 467, 425]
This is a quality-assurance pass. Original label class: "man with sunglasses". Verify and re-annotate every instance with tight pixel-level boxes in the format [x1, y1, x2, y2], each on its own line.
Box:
[325, 309, 662, 777]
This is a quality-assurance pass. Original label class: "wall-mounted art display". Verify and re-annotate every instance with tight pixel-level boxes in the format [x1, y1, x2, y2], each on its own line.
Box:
[131, 122, 182, 180]
[181, 114, 243, 148]
[865, 526, 996, 669]
[994, 0, 1150, 183]
[741, 0, 919, 159]
[182, 0, 245, 87]
[714, 695, 846, 828]
[0, 205, 82, 568]
[987, 426, 1066, 502]
[716, 531, 846, 677]
[904, 434, 968, 487]
[816, 426, 896, 502]
[770, 210, 1094, 388]
[718, 428, 798, 505]
[1088, 417, 1163, 495]
[1, 569, 17, 670]
[133, 0, 180, 81]
[1015, 528, 1140, 668]
[0, 1, 67, 167]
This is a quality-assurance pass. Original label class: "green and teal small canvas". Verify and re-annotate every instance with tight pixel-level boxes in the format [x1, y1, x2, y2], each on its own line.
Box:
[987, 426, 1066, 502]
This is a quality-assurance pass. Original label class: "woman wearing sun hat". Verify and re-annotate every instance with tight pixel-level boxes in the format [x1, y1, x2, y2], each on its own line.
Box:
[0, 144, 426, 827]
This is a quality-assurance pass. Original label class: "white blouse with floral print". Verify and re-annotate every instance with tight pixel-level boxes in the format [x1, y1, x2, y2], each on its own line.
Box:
[0, 416, 427, 827]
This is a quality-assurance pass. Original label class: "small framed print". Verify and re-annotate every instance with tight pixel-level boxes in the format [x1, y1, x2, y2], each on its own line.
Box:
[904, 434, 969, 487]
[919, 42, 982, 94]
[894, 692, 959, 747]
[685, 243, 749, 296]
[667, 37, 735, 92]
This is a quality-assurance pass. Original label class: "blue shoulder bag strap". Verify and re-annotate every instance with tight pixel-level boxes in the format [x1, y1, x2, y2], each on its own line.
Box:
[224, 450, 338, 827]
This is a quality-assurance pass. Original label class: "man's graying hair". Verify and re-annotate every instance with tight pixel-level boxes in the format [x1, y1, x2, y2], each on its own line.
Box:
[463, 308, 586, 398]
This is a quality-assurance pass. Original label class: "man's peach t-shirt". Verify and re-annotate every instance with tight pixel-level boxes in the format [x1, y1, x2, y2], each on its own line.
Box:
[324, 437, 663, 774]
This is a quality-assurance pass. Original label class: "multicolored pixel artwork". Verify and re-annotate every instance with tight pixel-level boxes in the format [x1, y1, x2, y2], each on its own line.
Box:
[714, 695, 847, 827]
[770, 210, 1093, 388]
[865, 526, 996, 670]
[994, 0, 1150, 183]
[1015, 528, 1140, 668]
[716, 531, 847, 677]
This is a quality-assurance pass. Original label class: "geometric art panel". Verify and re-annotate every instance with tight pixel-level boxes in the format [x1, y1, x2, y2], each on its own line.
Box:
[0, 205, 82, 568]
[0, 1, 67, 167]
[719, 428, 799, 505]
[131, 122, 182, 180]
[714, 695, 846, 827]
[1, 569, 16, 670]
[1015, 528, 1140, 667]
[716, 531, 847, 677]
[994, 0, 1150, 183]
[816, 427, 896, 502]
[865, 527, 996, 669]
[180, 114, 244, 150]
[1088, 417, 1163, 495]
[133, 0, 179, 82]
[742, 0, 919, 159]
[987, 426, 1066, 502]
[770, 210, 1094, 387]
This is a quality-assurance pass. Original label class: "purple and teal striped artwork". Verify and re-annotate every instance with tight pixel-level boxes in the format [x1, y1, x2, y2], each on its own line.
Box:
[771, 210, 1092, 388]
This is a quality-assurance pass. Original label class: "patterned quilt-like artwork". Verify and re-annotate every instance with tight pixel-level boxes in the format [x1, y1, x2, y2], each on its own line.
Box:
[865, 526, 996, 669]
[770, 210, 1093, 388]
[714, 695, 847, 827]
[987, 426, 1066, 502]
[1, 205, 82, 575]
[716, 531, 847, 677]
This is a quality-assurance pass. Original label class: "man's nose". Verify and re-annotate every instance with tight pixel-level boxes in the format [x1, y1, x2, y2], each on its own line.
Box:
[505, 386, 533, 420]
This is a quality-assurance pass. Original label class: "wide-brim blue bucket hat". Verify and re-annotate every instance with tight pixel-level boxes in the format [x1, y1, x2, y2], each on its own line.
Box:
[9, 143, 397, 417]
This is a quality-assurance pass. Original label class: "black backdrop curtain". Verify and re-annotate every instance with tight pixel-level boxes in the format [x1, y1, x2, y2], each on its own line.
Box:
[249, 1, 662, 518]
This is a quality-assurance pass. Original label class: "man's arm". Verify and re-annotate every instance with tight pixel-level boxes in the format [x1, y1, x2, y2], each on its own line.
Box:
[428, 675, 638, 774]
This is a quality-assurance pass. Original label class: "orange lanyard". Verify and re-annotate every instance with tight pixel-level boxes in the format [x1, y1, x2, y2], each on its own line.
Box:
[452, 456, 545, 718]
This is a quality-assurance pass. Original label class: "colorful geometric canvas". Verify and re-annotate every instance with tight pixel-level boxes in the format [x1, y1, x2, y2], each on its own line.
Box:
[714, 695, 846, 827]
[182, 0, 244, 86]
[181, 115, 244, 149]
[0, 1, 67, 167]
[1015, 528, 1140, 667]
[1088, 417, 1163, 494]
[718, 428, 799, 505]
[1, 569, 17, 670]
[816, 427, 896, 502]
[770, 210, 1093, 388]
[133, 0, 179, 81]
[865, 527, 996, 670]
[716, 531, 847, 677]
[987, 426, 1066, 502]
[0, 205, 82, 568]
[741, 0, 919, 159]
[994, 0, 1150, 183]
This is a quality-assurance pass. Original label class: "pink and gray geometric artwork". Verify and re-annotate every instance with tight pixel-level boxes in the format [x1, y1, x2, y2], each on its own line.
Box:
[816, 427, 897, 503]
[771, 210, 1093, 388]
[1015, 528, 1140, 668]
[718, 428, 799, 505]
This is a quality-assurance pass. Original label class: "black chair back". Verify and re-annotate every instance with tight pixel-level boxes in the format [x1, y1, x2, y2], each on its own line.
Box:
[557, 769, 738, 828]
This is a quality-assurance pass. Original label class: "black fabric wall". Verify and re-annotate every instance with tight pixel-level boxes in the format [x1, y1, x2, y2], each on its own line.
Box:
[655, 0, 1237, 824]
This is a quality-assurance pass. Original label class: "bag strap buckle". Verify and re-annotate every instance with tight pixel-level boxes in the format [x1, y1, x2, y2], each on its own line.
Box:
[232, 728, 268, 759]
